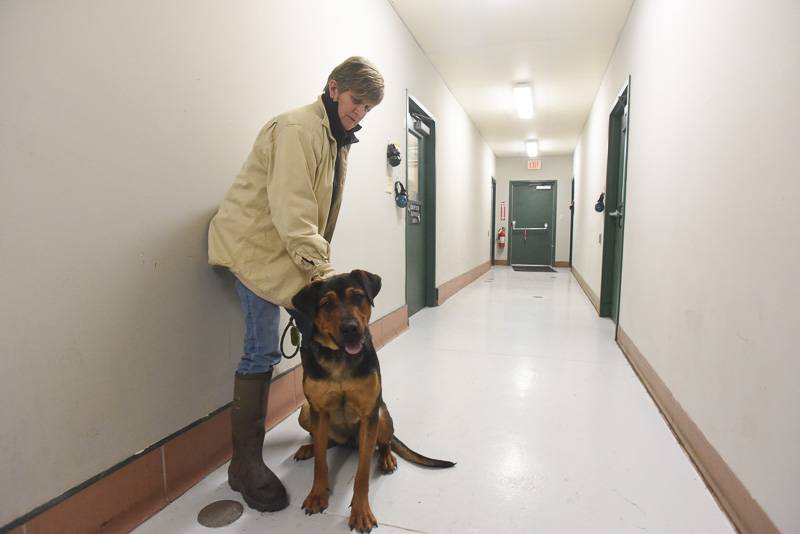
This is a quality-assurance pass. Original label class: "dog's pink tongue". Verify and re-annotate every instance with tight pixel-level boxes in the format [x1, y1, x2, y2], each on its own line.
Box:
[344, 341, 363, 355]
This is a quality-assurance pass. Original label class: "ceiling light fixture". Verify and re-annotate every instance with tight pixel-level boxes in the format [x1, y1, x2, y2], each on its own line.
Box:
[525, 139, 539, 158]
[513, 83, 534, 119]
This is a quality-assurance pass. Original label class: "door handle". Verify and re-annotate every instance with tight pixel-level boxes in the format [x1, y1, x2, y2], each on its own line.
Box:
[513, 222, 548, 231]
[608, 206, 624, 228]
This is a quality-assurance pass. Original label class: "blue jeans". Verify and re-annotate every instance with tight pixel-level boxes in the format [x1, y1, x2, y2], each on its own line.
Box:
[234, 278, 312, 374]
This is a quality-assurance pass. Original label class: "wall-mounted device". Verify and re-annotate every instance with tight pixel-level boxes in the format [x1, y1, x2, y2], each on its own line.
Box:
[594, 193, 605, 213]
[387, 143, 402, 167]
[394, 181, 408, 208]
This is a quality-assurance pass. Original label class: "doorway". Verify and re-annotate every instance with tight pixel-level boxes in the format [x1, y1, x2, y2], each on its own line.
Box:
[599, 80, 631, 326]
[405, 97, 436, 317]
[569, 177, 575, 267]
[491, 177, 496, 265]
[508, 180, 557, 267]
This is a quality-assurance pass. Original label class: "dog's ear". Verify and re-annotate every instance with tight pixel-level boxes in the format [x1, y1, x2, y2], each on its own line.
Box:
[292, 281, 320, 319]
[351, 269, 381, 306]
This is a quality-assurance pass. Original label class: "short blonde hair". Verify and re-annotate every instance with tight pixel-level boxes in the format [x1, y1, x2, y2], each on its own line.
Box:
[325, 56, 384, 104]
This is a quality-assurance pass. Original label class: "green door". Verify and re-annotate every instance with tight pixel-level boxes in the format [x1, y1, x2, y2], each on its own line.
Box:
[609, 103, 629, 320]
[509, 181, 556, 266]
[406, 126, 426, 316]
[600, 84, 630, 323]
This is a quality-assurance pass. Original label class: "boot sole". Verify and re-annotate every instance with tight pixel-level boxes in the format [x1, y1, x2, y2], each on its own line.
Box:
[229, 477, 289, 512]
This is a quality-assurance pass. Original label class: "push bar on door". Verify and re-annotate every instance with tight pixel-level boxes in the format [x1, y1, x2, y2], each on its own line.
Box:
[512, 221, 549, 231]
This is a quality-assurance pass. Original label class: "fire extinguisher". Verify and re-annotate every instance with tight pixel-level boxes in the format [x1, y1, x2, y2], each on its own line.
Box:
[497, 226, 506, 248]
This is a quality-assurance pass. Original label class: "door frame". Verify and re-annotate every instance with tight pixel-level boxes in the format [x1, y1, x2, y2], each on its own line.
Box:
[508, 179, 558, 267]
[599, 77, 631, 329]
[406, 93, 437, 309]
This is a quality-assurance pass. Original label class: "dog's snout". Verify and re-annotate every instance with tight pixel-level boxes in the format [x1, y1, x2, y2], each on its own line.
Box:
[340, 319, 360, 338]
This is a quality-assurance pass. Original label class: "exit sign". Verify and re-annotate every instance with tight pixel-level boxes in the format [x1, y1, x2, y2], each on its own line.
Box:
[527, 160, 542, 170]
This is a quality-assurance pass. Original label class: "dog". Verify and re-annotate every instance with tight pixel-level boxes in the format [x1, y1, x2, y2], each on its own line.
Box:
[291, 269, 455, 533]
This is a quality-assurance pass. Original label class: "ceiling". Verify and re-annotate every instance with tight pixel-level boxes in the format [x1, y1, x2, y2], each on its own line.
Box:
[388, 0, 634, 157]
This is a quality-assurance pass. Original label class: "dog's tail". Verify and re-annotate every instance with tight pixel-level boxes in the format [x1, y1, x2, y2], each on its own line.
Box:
[390, 435, 455, 468]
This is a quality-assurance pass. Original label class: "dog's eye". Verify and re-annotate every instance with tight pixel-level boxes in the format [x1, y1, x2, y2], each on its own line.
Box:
[351, 293, 365, 303]
[321, 300, 336, 312]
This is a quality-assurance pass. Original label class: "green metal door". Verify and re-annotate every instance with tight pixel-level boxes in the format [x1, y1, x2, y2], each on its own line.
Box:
[609, 103, 629, 320]
[509, 181, 556, 266]
[406, 127, 426, 316]
[600, 83, 630, 323]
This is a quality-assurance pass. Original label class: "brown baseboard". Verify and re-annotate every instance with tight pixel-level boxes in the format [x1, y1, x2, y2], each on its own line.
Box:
[437, 261, 491, 305]
[494, 259, 508, 266]
[24, 446, 167, 534]
[370, 305, 409, 350]
[617, 327, 778, 534]
[570, 266, 600, 313]
[8, 366, 305, 534]
[4, 310, 408, 534]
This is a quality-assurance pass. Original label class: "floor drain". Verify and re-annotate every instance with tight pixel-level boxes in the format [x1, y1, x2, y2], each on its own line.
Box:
[197, 500, 243, 528]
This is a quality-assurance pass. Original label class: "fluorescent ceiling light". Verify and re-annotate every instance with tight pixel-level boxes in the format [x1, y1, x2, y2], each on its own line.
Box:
[513, 83, 534, 119]
[525, 139, 539, 157]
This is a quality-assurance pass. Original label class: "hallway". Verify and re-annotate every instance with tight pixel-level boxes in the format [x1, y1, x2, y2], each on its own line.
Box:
[135, 267, 734, 533]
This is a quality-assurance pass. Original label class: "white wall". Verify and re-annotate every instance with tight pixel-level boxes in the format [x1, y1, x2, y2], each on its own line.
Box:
[494, 156, 573, 264]
[0, 0, 494, 524]
[433, 99, 496, 285]
[572, 0, 800, 530]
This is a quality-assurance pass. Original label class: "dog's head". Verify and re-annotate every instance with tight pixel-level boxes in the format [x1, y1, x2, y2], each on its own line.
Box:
[292, 269, 382, 356]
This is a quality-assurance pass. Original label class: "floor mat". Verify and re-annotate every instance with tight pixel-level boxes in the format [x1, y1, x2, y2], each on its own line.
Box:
[512, 265, 557, 272]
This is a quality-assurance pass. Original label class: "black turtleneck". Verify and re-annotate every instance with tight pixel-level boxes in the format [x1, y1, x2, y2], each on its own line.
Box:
[322, 91, 361, 148]
[321, 92, 361, 242]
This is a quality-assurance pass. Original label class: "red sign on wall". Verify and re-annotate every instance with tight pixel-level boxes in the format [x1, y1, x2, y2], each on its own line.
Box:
[527, 160, 542, 170]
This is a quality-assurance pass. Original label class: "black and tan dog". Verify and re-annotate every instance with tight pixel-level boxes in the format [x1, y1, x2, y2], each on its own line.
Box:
[291, 269, 454, 533]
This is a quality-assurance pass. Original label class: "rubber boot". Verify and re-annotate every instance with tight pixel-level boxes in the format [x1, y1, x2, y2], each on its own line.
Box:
[228, 371, 289, 511]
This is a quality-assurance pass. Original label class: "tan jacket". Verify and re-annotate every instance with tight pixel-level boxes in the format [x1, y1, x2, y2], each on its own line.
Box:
[208, 96, 350, 308]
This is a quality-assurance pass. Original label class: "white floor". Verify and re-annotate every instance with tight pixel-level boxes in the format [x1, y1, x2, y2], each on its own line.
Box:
[136, 267, 734, 534]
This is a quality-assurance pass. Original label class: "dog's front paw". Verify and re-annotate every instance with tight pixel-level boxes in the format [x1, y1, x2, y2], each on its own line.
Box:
[349, 504, 378, 533]
[302, 491, 329, 514]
